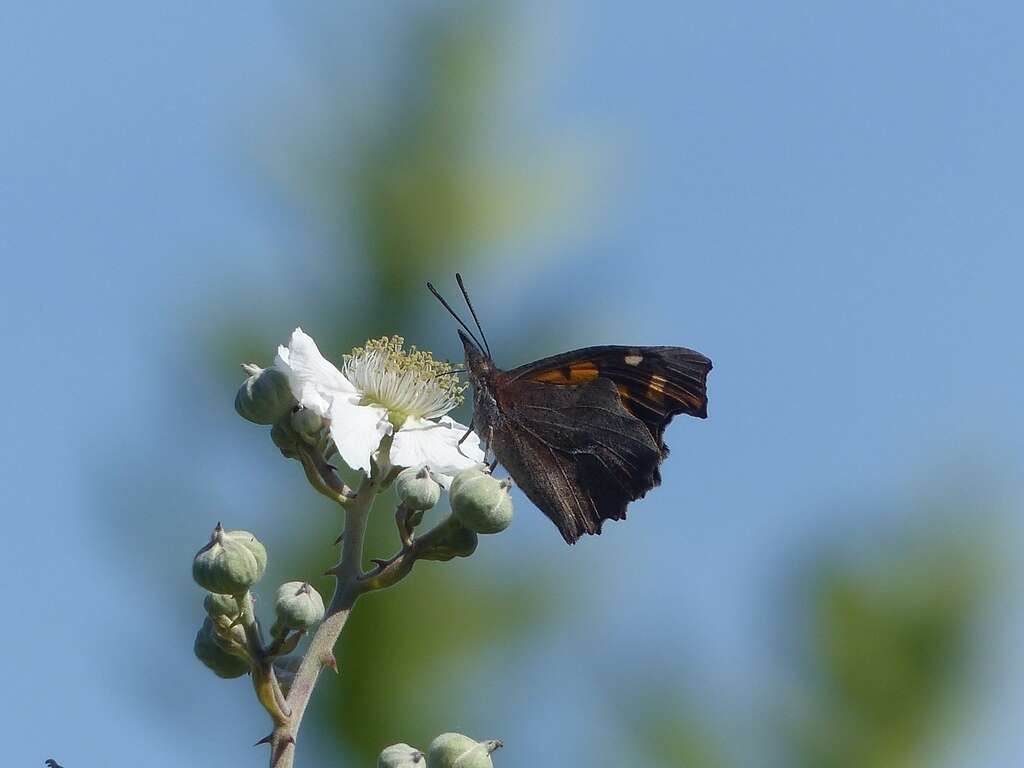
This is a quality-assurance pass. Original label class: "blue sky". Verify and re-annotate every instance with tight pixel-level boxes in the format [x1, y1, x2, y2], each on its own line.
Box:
[2, 2, 1022, 766]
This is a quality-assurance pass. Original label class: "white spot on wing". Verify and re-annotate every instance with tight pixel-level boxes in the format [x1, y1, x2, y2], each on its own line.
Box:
[624, 354, 643, 366]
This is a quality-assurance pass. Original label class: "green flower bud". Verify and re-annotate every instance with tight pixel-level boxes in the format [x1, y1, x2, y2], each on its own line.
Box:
[290, 407, 324, 445]
[394, 466, 442, 511]
[210, 615, 248, 648]
[417, 516, 479, 561]
[428, 733, 502, 768]
[272, 581, 325, 635]
[235, 365, 296, 425]
[203, 592, 240, 620]
[270, 421, 300, 458]
[194, 617, 249, 679]
[378, 743, 426, 767]
[449, 469, 514, 534]
[192, 524, 267, 596]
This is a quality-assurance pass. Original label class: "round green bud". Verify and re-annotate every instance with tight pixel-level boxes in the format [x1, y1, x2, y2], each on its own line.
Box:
[395, 466, 442, 511]
[290, 407, 324, 445]
[447, 466, 476, 499]
[417, 516, 479, 562]
[235, 365, 296, 425]
[378, 743, 426, 767]
[428, 733, 502, 768]
[270, 421, 300, 458]
[272, 581, 325, 633]
[192, 524, 267, 596]
[194, 617, 249, 679]
[211, 615, 248, 649]
[203, 592, 240, 620]
[449, 469, 514, 534]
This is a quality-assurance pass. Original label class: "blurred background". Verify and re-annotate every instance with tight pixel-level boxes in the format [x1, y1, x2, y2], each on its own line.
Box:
[3, 2, 1022, 766]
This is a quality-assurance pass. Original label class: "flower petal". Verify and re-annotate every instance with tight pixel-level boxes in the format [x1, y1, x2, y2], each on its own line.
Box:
[274, 328, 356, 415]
[327, 399, 391, 475]
[391, 415, 486, 487]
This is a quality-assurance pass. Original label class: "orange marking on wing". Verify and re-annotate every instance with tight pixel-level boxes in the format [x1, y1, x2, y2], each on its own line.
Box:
[532, 362, 600, 385]
[616, 383, 657, 415]
[646, 374, 668, 402]
[618, 377, 696, 413]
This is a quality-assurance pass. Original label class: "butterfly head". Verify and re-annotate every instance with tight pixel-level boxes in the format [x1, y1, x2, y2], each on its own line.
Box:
[459, 329, 491, 373]
[459, 328, 499, 412]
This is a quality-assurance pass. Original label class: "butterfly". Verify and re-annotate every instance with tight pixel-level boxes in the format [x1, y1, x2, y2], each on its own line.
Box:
[428, 275, 712, 544]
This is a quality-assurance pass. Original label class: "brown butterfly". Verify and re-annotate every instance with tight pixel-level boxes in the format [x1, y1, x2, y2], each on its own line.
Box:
[428, 275, 712, 544]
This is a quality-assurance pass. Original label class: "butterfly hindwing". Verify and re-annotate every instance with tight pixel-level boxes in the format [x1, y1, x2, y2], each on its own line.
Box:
[492, 375, 663, 543]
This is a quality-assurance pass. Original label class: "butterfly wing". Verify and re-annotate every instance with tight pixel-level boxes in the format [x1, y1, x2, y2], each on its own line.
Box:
[505, 345, 712, 454]
[487, 345, 710, 543]
[492, 374, 665, 543]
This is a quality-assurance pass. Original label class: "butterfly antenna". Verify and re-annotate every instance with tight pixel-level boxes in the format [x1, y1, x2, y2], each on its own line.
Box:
[455, 273, 492, 358]
[427, 368, 467, 380]
[426, 281, 486, 351]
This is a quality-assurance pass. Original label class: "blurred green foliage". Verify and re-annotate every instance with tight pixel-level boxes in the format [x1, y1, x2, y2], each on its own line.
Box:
[618, 524, 993, 768]
[616, 680, 729, 768]
[789, 531, 991, 768]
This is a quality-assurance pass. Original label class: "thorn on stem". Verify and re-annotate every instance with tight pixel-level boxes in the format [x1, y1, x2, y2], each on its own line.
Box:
[323, 652, 338, 673]
[254, 734, 273, 747]
[333, 531, 345, 546]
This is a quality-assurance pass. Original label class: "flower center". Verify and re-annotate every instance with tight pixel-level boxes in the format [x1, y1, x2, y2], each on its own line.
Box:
[344, 336, 465, 424]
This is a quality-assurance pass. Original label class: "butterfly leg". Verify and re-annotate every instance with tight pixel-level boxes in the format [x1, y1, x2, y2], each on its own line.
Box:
[482, 426, 500, 472]
[456, 424, 478, 463]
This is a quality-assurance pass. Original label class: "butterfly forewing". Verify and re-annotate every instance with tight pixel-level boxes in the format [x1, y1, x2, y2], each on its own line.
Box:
[504, 345, 712, 450]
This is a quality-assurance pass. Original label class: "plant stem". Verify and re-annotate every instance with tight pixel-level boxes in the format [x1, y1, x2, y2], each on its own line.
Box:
[237, 592, 289, 726]
[268, 474, 376, 768]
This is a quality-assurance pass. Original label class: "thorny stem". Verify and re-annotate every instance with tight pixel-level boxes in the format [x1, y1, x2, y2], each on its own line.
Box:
[260, 434, 453, 766]
[267, 473, 376, 768]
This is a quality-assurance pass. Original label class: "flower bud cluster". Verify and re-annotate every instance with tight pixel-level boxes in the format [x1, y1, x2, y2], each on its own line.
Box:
[387, 466, 515, 562]
[190, 524, 325, 679]
[235, 361, 329, 460]
[378, 733, 502, 768]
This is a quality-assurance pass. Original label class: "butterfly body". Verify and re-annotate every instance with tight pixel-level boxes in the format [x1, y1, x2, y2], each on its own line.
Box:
[459, 329, 712, 544]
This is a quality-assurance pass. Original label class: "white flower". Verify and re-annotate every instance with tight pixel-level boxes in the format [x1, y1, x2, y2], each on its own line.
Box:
[274, 328, 485, 485]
